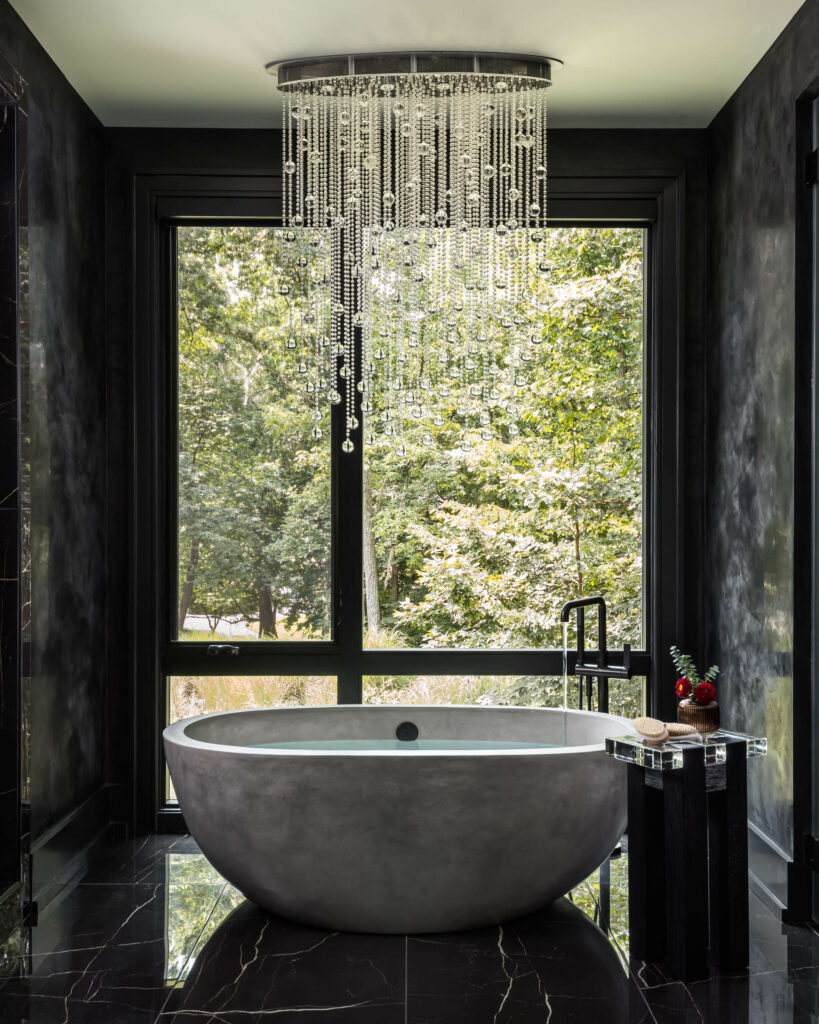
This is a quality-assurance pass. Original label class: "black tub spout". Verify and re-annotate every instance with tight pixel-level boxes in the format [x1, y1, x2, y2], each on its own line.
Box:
[560, 595, 632, 712]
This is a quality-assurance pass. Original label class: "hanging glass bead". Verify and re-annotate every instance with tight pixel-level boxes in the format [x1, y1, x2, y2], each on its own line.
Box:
[277, 57, 550, 453]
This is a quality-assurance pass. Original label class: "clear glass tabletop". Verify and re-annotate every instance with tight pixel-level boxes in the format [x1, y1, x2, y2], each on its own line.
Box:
[605, 729, 767, 771]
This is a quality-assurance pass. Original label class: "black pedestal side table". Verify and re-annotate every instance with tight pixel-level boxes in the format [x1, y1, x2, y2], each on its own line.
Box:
[605, 730, 767, 982]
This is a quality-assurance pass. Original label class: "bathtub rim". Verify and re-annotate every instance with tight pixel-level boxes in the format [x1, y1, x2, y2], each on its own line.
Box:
[164, 704, 636, 758]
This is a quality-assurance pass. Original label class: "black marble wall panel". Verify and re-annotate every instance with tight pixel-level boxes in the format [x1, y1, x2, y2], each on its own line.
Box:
[706, 0, 819, 858]
[0, 87, 21, 908]
[0, 48, 26, 944]
[0, 0, 107, 846]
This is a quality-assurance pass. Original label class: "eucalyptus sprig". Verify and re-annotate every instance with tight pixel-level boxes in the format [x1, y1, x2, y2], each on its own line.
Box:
[669, 645, 719, 686]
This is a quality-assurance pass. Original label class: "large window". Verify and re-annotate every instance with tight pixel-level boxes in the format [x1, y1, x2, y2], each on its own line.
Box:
[167, 222, 644, 718]
[135, 178, 688, 828]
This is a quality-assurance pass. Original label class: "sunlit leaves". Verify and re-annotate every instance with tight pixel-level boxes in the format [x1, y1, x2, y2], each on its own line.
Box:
[369, 227, 643, 678]
[177, 226, 331, 637]
[176, 224, 644, 718]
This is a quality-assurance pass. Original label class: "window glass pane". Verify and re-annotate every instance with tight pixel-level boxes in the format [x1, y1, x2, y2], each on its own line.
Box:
[176, 226, 331, 642]
[166, 674, 336, 800]
[365, 674, 564, 707]
[364, 674, 644, 718]
[363, 226, 643, 650]
[168, 674, 337, 725]
[610, 677, 644, 719]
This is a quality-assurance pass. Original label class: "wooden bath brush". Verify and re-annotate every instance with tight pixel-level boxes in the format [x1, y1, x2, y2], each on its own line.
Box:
[665, 722, 698, 738]
[632, 717, 669, 744]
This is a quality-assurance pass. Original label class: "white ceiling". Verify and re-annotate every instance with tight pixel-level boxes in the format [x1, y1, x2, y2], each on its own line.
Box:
[8, 0, 805, 128]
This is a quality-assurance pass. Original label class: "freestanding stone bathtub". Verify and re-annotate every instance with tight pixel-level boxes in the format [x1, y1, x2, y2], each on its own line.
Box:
[164, 704, 631, 933]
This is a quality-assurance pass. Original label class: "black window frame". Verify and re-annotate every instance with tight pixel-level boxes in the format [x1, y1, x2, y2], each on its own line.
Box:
[133, 172, 686, 832]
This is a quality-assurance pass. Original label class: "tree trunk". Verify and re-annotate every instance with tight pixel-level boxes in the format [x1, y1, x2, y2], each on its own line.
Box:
[617, 342, 628, 381]
[258, 584, 277, 638]
[384, 547, 400, 605]
[569, 414, 584, 594]
[178, 538, 200, 631]
[362, 462, 381, 635]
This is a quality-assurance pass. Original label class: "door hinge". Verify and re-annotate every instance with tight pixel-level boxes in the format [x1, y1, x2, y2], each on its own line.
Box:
[806, 149, 819, 187]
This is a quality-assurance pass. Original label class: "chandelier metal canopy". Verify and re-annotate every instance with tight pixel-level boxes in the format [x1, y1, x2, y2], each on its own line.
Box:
[266, 51, 555, 453]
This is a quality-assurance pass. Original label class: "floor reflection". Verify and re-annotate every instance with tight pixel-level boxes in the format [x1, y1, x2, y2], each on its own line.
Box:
[163, 850, 241, 983]
[164, 892, 635, 1023]
[1, 835, 818, 1022]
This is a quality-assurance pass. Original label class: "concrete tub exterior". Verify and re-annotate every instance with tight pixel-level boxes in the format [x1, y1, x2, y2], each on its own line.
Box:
[164, 705, 630, 933]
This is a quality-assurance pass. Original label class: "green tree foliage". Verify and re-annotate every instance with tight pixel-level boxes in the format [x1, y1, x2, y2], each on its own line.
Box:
[177, 227, 331, 638]
[176, 225, 643, 712]
[369, 228, 643, 652]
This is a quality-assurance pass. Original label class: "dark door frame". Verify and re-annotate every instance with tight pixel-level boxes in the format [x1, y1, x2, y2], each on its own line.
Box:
[130, 170, 692, 832]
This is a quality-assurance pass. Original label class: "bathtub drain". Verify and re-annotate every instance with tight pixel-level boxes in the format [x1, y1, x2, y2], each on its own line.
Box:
[395, 721, 419, 741]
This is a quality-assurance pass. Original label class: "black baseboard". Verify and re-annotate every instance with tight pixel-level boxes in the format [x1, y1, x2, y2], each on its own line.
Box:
[30, 787, 110, 911]
[156, 805, 187, 834]
[785, 860, 814, 924]
[748, 821, 790, 918]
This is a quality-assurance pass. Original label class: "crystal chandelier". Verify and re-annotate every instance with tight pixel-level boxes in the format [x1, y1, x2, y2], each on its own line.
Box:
[267, 52, 554, 453]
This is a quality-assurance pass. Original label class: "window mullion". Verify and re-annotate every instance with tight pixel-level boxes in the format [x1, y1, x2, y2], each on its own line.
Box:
[334, 224, 364, 703]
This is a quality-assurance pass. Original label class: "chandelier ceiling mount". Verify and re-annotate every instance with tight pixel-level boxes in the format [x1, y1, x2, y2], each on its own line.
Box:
[266, 51, 557, 87]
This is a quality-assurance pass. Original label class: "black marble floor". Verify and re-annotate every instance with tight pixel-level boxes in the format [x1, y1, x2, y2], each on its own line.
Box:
[0, 835, 818, 1022]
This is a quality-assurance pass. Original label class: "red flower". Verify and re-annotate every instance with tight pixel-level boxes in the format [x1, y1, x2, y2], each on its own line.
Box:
[693, 681, 716, 705]
[675, 677, 692, 699]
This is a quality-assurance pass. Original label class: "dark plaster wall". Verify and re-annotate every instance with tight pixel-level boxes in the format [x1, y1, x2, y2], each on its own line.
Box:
[706, 0, 819, 862]
[105, 129, 282, 824]
[0, 0, 107, 845]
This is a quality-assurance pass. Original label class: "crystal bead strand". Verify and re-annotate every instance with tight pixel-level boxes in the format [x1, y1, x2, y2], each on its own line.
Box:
[364, 101, 375, 454]
[342, 84, 358, 452]
[306, 92, 323, 436]
[328, 90, 342, 411]
[433, 85, 445, 410]
[391, 84, 404, 445]
[491, 84, 502, 415]
[456, 82, 468, 415]
[467, 86, 479, 447]
[401, 79, 414, 450]
[374, 79, 385, 444]
[282, 91, 297, 367]
[520, 87, 531, 368]
[477, 91, 489, 439]
[540, 85, 548, 303]
[280, 64, 549, 453]
[302, 95, 316, 398]
[507, 85, 521, 439]
[320, 89, 332, 404]
[363, 83, 378, 444]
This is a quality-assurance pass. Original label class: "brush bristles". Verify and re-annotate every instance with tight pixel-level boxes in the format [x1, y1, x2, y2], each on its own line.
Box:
[665, 722, 698, 737]
[633, 716, 666, 738]
[633, 716, 669, 744]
